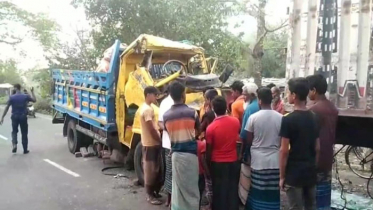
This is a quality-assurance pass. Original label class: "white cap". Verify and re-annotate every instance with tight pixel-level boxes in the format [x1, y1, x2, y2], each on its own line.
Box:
[242, 83, 258, 95]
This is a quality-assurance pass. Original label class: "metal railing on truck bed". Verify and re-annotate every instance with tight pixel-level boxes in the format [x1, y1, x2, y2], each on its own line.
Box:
[52, 40, 121, 133]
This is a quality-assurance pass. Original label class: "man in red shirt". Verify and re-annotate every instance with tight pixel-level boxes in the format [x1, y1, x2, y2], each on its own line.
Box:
[206, 96, 241, 210]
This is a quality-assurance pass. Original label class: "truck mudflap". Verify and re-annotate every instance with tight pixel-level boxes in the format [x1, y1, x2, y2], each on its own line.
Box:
[51, 110, 64, 124]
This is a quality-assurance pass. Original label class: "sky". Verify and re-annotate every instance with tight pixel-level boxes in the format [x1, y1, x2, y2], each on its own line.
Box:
[0, 0, 290, 71]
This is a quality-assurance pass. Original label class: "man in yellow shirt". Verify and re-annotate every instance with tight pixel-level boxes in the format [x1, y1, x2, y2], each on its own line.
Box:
[140, 86, 162, 205]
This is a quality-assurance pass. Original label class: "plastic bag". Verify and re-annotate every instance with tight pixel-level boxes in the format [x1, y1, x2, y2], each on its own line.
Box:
[96, 43, 127, 72]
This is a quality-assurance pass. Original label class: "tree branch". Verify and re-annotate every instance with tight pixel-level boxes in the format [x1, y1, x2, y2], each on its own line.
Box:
[264, 20, 288, 33]
[0, 39, 22, 45]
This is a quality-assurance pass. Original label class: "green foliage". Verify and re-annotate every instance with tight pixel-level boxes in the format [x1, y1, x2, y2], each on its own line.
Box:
[0, 1, 59, 49]
[46, 30, 100, 70]
[34, 97, 52, 114]
[32, 69, 53, 99]
[261, 30, 287, 78]
[0, 59, 23, 85]
[0, 96, 8, 105]
[73, 0, 245, 70]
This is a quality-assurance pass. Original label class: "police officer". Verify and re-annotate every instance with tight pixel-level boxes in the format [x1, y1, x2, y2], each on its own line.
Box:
[0, 84, 36, 154]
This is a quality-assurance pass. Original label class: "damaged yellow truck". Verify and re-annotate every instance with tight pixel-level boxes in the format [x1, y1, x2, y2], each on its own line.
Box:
[52, 34, 230, 183]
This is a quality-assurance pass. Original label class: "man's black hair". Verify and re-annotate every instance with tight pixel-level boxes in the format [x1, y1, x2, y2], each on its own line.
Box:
[169, 81, 185, 102]
[144, 86, 158, 97]
[230, 80, 244, 94]
[205, 89, 218, 101]
[212, 96, 227, 116]
[203, 87, 215, 94]
[307, 74, 327, 95]
[13, 84, 21, 90]
[288, 77, 309, 101]
[257, 87, 272, 105]
[266, 83, 276, 89]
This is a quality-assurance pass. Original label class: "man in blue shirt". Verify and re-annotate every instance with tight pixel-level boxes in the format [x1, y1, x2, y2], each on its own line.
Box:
[238, 83, 259, 204]
[0, 84, 36, 154]
[240, 83, 259, 141]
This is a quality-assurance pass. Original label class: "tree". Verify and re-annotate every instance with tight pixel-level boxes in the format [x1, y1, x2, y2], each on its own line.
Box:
[0, 59, 23, 85]
[73, 0, 246, 70]
[261, 29, 287, 78]
[0, 1, 58, 49]
[241, 0, 288, 85]
[32, 69, 52, 98]
[47, 29, 99, 70]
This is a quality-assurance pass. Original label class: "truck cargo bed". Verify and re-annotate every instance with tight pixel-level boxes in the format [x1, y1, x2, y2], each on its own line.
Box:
[52, 40, 121, 132]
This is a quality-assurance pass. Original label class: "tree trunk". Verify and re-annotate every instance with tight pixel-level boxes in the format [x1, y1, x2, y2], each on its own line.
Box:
[253, 0, 267, 87]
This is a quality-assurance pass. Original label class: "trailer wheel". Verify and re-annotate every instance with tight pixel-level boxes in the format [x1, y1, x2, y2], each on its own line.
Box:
[67, 120, 83, 154]
[134, 142, 144, 186]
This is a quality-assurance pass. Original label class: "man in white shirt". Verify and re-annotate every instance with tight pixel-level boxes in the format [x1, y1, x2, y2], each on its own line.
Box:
[244, 87, 282, 209]
[158, 94, 174, 207]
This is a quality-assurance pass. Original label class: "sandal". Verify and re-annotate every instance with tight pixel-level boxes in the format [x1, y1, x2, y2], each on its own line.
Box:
[147, 197, 163, 205]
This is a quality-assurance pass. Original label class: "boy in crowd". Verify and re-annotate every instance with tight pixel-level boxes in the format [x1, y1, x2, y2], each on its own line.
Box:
[279, 78, 320, 210]
[206, 96, 241, 210]
[307, 75, 338, 210]
[199, 88, 218, 210]
[200, 89, 218, 133]
[139, 86, 162, 205]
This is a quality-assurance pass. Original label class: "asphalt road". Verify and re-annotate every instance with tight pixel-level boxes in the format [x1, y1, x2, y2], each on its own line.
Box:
[0, 111, 165, 210]
[1, 109, 371, 210]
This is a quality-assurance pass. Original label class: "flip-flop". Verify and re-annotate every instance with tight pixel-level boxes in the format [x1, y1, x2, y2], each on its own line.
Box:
[147, 198, 162, 205]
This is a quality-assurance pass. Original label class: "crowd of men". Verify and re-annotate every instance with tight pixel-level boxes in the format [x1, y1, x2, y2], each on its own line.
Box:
[139, 74, 338, 210]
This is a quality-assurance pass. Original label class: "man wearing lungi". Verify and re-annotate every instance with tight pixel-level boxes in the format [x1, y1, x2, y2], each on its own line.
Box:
[140, 86, 162, 205]
[244, 87, 282, 210]
[206, 96, 241, 210]
[307, 75, 338, 210]
[158, 90, 174, 207]
[163, 81, 201, 210]
[238, 83, 259, 205]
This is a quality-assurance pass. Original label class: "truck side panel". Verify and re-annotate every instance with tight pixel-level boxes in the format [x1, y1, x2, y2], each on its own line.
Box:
[52, 40, 121, 132]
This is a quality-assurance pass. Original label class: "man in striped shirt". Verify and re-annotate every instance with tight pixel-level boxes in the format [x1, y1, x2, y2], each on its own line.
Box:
[163, 81, 200, 210]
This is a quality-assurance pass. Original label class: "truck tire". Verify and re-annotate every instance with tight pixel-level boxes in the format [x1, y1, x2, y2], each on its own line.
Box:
[67, 120, 83, 154]
[134, 142, 144, 186]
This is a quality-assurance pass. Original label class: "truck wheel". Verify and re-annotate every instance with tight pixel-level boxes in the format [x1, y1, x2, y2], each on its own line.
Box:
[67, 120, 82, 154]
[134, 142, 144, 186]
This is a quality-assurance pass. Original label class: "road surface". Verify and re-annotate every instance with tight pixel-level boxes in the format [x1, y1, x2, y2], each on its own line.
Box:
[1, 109, 371, 209]
[0, 111, 164, 210]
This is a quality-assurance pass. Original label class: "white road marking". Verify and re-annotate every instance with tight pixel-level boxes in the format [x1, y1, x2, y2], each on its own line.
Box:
[43, 159, 80, 177]
[0, 134, 8, 141]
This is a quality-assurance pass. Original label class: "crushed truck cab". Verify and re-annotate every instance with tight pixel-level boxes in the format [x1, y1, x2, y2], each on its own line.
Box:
[52, 34, 227, 184]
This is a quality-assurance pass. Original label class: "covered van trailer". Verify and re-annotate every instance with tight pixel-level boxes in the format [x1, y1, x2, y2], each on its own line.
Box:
[286, 0, 373, 147]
